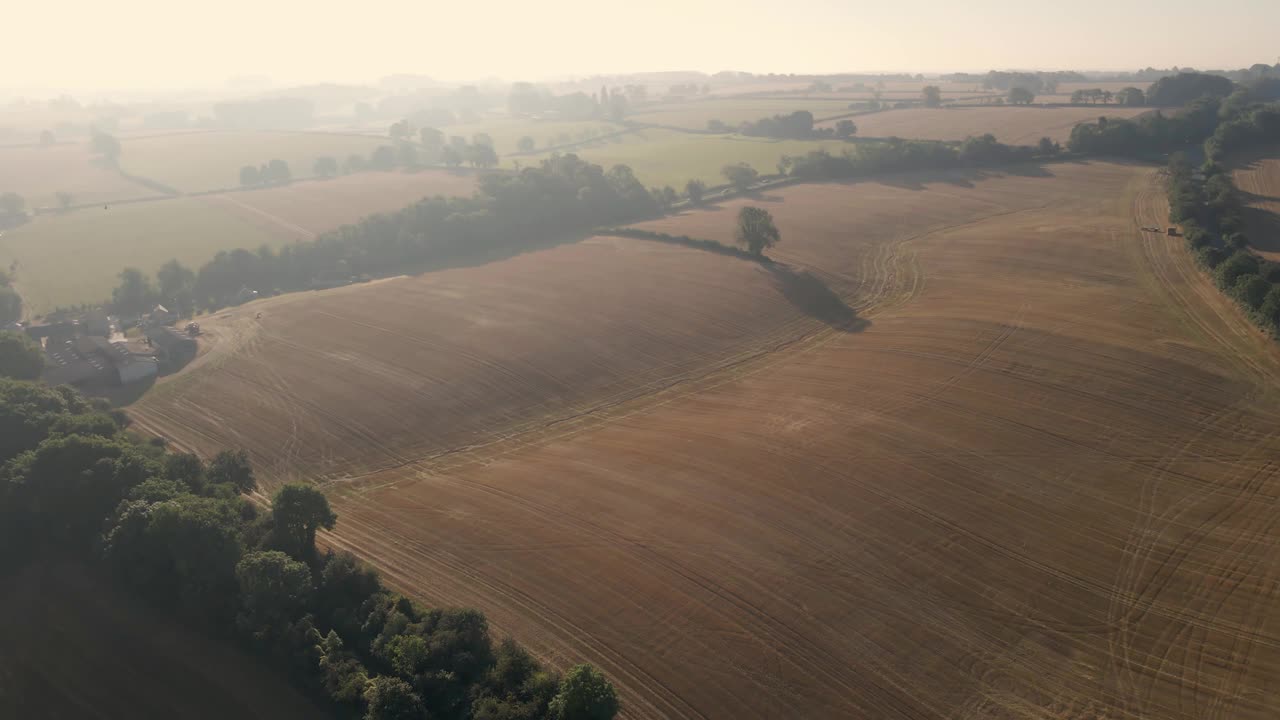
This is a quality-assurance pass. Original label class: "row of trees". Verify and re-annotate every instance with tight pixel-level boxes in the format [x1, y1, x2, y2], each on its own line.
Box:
[1167, 156, 1280, 333]
[1067, 76, 1279, 159]
[124, 154, 659, 310]
[726, 111, 857, 140]
[0, 376, 620, 720]
[1069, 88, 1146, 105]
[780, 133, 1057, 181]
[239, 159, 293, 187]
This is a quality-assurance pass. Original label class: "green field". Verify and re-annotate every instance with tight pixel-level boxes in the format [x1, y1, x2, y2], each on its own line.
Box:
[119, 130, 388, 193]
[0, 198, 278, 315]
[628, 97, 858, 129]
[525, 128, 847, 189]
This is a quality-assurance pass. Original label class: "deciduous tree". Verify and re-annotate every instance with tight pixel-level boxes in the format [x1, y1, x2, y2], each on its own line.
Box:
[734, 206, 781, 257]
[548, 664, 619, 720]
[270, 483, 337, 559]
[0, 331, 43, 380]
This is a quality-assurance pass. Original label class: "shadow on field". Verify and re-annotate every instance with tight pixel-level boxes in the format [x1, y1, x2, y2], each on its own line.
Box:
[764, 263, 867, 332]
[1237, 195, 1280, 255]
[876, 163, 1055, 191]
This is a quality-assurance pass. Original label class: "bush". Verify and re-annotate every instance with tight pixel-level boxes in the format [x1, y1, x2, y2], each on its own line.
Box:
[0, 331, 44, 380]
[1233, 273, 1270, 309]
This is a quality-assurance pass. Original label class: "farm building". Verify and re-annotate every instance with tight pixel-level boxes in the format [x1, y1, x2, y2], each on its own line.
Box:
[146, 326, 198, 367]
[42, 335, 158, 386]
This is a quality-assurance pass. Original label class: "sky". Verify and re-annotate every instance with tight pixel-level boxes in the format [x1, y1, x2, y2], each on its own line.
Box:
[6, 0, 1279, 91]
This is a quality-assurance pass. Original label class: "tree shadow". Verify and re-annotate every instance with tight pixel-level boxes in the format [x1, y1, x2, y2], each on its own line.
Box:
[1239, 204, 1280, 255]
[763, 263, 867, 332]
[82, 375, 156, 407]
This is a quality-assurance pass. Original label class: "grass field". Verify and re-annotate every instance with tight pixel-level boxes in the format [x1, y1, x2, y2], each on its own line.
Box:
[204, 169, 478, 241]
[827, 105, 1152, 144]
[0, 169, 477, 315]
[0, 562, 323, 719]
[525, 128, 846, 188]
[0, 198, 278, 314]
[119, 130, 389, 193]
[0, 142, 157, 209]
[628, 98, 864, 129]
[129, 159, 1280, 719]
[1231, 146, 1280, 260]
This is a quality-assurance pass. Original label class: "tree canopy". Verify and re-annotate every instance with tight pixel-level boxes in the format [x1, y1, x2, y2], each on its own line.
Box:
[734, 206, 781, 257]
[0, 331, 43, 380]
[548, 664, 620, 720]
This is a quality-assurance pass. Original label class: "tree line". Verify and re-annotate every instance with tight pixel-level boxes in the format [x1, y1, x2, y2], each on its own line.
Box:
[779, 133, 1059, 181]
[714, 110, 856, 140]
[1069, 88, 1146, 105]
[1163, 108, 1280, 334]
[114, 154, 662, 313]
[0, 376, 620, 720]
[1067, 76, 1278, 158]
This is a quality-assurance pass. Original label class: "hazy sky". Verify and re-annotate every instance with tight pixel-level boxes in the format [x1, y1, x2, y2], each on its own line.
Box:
[7, 0, 1279, 90]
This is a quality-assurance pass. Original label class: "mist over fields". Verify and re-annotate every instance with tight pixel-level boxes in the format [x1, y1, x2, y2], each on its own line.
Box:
[5, 8, 1280, 719]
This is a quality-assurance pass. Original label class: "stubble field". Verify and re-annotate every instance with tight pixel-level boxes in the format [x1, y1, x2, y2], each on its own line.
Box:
[1231, 146, 1280, 260]
[131, 160, 1280, 719]
[0, 142, 157, 209]
[832, 105, 1152, 144]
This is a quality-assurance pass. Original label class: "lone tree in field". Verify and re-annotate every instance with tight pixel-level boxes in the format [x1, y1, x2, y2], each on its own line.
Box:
[685, 178, 706, 204]
[735, 206, 781, 258]
[922, 85, 942, 108]
[90, 131, 121, 165]
[313, 156, 338, 177]
[1008, 87, 1035, 105]
[0, 192, 26, 218]
[835, 119, 858, 138]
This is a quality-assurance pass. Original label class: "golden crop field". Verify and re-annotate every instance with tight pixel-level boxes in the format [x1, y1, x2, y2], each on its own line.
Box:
[832, 105, 1152, 144]
[129, 159, 1280, 719]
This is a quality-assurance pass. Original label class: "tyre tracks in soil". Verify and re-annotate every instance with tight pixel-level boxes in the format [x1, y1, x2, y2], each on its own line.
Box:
[1098, 169, 1280, 719]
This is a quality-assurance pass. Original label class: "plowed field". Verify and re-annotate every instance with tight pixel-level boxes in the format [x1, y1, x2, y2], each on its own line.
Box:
[132, 160, 1280, 719]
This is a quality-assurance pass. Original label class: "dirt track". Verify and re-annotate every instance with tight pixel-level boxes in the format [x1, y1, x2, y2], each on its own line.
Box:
[132, 160, 1280, 719]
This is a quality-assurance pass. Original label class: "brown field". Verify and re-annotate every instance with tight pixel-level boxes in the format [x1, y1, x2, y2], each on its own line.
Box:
[1231, 146, 1280, 261]
[131, 160, 1280, 719]
[0, 143, 156, 209]
[829, 105, 1151, 144]
[202, 169, 478, 241]
[0, 562, 323, 719]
